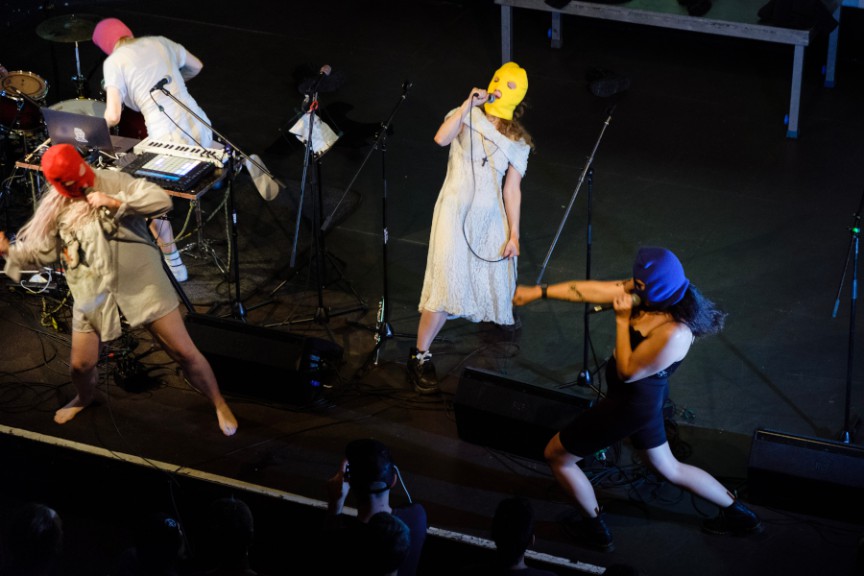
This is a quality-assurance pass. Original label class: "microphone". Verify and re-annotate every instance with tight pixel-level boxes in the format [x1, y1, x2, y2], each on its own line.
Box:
[82, 187, 112, 219]
[308, 64, 331, 94]
[472, 92, 496, 103]
[150, 75, 172, 92]
[589, 293, 641, 314]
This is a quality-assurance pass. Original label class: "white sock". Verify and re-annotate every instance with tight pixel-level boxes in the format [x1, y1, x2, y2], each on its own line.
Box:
[164, 250, 183, 265]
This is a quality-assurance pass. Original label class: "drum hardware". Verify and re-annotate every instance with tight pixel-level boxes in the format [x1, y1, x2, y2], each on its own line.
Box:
[36, 14, 101, 98]
[0, 84, 48, 230]
[1, 137, 49, 231]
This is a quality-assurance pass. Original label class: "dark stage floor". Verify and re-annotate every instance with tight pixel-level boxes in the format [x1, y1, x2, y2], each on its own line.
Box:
[2, 1, 864, 574]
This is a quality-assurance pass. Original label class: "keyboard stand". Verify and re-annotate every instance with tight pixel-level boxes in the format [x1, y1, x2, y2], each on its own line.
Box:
[168, 169, 229, 274]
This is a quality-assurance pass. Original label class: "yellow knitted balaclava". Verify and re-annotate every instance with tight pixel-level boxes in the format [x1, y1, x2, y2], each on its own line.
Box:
[484, 62, 528, 121]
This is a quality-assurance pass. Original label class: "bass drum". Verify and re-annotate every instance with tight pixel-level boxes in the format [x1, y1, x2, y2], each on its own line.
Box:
[117, 108, 148, 140]
[48, 98, 148, 140]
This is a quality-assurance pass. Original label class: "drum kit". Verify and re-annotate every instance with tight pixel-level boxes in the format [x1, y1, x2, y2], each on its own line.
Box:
[0, 13, 146, 148]
[0, 13, 149, 225]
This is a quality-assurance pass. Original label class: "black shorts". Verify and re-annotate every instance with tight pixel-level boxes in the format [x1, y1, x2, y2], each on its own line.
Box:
[558, 361, 669, 456]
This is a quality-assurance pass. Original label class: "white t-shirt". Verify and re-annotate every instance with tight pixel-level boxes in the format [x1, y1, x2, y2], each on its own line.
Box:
[103, 36, 213, 147]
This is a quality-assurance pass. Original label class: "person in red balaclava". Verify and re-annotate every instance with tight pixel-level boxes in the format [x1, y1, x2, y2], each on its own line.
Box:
[0, 144, 238, 436]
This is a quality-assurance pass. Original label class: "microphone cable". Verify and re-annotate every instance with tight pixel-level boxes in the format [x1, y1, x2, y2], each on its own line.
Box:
[462, 104, 509, 264]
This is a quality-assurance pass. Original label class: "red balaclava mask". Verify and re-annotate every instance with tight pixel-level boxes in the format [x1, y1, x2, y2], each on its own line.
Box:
[41, 144, 95, 199]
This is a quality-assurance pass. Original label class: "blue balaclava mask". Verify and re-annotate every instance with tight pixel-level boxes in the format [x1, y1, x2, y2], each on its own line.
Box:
[632, 247, 690, 309]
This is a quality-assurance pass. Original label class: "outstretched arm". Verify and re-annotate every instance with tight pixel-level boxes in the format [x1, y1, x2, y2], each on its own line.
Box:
[513, 278, 634, 306]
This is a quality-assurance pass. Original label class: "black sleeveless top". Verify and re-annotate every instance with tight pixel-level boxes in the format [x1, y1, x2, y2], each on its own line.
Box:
[558, 323, 686, 455]
[627, 325, 683, 381]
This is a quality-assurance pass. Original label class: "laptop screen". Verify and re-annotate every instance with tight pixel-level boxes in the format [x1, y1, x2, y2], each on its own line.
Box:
[41, 106, 114, 152]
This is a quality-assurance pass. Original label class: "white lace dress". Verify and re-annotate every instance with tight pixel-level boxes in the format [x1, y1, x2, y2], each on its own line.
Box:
[418, 107, 530, 325]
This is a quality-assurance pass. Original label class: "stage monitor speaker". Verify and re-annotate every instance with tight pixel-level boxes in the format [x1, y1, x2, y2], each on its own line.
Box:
[747, 428, 864, 522]
[454, 367, 594, 461]
[185, 313, 343, 405]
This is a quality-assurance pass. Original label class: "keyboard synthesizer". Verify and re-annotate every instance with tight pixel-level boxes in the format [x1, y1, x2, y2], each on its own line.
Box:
[121, 152, 215, 192]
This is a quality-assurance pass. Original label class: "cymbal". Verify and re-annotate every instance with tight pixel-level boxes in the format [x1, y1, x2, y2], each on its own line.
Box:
[36, 13, 101, 43]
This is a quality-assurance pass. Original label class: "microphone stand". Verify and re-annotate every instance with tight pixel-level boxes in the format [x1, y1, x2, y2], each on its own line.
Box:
[152, 85, 285, 321]
[325, 81, 414, 372]
[533, 107, 615, 389]
[831, 187, 864, 443]
[562, 167, 594, 389]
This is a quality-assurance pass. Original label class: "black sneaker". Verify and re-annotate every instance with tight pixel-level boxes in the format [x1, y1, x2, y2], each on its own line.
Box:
[702, 501, 764, 536]
[407, 348, 439, 395]
[562, 513, 615, 552]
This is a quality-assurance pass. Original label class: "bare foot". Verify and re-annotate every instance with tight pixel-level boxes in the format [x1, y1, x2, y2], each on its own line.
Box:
[54, 394, 93, 424]
[216, 403, 238, 436]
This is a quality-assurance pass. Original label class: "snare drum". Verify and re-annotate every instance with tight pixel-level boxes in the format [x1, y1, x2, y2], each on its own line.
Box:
[0, 71, 49, 133]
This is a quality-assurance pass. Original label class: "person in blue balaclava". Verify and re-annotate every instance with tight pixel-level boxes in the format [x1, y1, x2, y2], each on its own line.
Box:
[513, 247, 762, 552]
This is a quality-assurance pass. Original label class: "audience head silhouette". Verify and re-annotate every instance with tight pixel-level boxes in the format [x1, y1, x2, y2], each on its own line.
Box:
[491, 497, 536, 567]
[345, 438, 396, 496]
[2, 502, 63, 576]
[206, 496, 255, 562]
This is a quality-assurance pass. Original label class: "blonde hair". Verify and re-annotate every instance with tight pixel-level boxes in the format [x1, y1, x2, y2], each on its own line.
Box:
[16, 187, 97, 245]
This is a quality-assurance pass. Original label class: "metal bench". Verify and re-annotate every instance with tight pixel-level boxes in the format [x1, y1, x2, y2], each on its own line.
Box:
[496, 0, 845, 138]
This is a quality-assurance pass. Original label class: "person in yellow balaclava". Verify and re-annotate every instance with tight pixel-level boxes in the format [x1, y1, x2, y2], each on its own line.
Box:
[409, 62, 533, 394]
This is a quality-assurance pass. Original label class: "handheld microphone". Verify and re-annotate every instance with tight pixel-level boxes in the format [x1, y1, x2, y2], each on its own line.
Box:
[150, 75, 172, 92]
[589, 293, 641, 314]
[82, 187, 112, 218]
[472, 92, 496, 103]
[308, 65, 331, 94]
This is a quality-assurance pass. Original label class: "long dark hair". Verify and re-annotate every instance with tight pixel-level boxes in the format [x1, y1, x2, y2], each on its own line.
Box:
[665, 285, 726, 338]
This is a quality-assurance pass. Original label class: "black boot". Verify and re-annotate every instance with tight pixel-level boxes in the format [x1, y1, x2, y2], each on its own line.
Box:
[702, 500, 764, 536]
[407, 348, 439, 394]
[563, 512, 615, 552]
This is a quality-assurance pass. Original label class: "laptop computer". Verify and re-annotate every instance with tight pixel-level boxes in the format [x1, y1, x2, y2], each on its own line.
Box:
[41, 106, 137, 155]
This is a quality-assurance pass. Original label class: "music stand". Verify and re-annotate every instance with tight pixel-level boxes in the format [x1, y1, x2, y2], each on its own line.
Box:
[267, 83, 367, 329]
